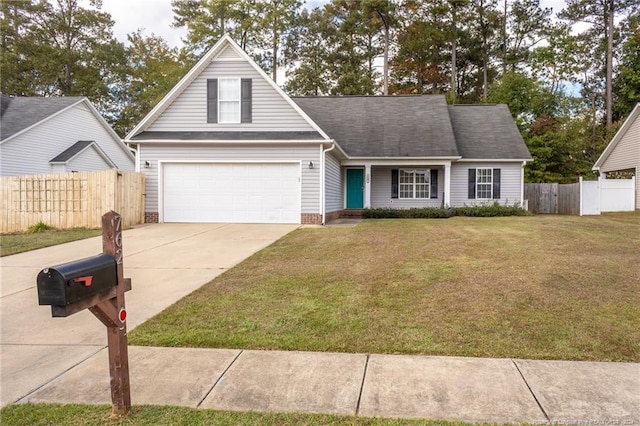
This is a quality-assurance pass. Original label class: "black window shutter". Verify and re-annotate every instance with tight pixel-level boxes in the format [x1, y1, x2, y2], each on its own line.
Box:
[468, 169, 476, 199]
[430, 169, 438, 199]
[391, 169, 398, 199]
[493, 168, 501, 199]
[207, 79, 218, 123]
[241, 78, 252, 123]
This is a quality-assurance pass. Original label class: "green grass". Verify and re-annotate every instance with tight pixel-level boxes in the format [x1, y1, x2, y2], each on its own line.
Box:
[0, 404, 474, 426]
[0, 228, 102, 256]
[129, 212, 640, 362]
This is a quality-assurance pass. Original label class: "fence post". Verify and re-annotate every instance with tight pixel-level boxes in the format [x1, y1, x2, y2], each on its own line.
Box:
[579, 176, 583, 216]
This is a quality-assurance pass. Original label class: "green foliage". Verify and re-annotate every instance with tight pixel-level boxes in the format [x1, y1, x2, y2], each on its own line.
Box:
[362, 204, 529, 219]
[452, 202, 531, 217]
[363, 207, 452, 219]
[613, 14, 640, 121]
[26, 222, 53, 233]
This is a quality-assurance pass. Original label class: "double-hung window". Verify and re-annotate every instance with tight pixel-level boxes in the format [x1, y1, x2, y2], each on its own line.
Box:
[399, 169, 430, 199]
[476, 168, 493, 199]
[218, 78, 241, 123]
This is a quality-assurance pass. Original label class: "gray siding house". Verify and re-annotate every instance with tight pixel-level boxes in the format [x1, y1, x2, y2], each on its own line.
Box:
[125, 35, 531, 225]
[593, 103, 640, 210]
[0, 96, 134, 176]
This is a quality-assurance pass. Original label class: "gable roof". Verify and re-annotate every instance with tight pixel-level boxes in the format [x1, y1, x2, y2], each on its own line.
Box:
[448, 104, 532, 160]
[593, 103, 640, 171]
[293, 95, 460, 158]
[0, 95, 85, 141]
[125, 34, 329, 141]
[49, 140, 116, 167]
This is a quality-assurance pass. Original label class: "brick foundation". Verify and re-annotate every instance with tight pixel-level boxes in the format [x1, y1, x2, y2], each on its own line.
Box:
[301, 213, 322, 225]
[144, 212, 159, 223]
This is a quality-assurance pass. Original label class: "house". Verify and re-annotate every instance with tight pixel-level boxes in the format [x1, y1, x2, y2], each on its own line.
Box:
[125, 35, 531, 225]
[592, 103, 640, 210]
[0, 95, 134, 176]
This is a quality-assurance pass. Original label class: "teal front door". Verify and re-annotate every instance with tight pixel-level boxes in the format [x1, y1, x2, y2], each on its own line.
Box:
[346, 169, 364, 209]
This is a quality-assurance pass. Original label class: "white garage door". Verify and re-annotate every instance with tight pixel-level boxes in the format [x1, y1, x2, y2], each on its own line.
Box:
[163, 162, 300, 223]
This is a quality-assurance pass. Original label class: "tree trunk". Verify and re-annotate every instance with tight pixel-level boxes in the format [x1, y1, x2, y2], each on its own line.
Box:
[502, 0, 508, 75]
[605, 0, 614, 128]
[383, 24, 389, 95]
[272, 27, 278, 83]
[451, 2, 457, 101]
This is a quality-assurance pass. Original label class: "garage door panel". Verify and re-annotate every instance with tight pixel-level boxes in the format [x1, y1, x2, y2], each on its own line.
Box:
[163, 163, 300, 224]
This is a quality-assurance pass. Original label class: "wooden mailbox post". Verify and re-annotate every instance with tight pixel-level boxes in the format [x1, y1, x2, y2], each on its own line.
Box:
[36, 210, 131, 415]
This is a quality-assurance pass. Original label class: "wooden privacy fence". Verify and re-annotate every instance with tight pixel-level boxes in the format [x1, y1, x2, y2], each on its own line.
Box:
[524, 182, 580, 215]
[0, 170, 145, 233]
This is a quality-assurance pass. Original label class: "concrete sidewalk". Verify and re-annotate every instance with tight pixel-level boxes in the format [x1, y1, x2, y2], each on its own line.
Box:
[18, 346, 640, 424]
[0, 223, 298, 407]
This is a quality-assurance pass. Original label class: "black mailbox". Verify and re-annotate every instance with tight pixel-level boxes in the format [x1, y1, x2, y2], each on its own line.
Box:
[37, 253, 117, 306]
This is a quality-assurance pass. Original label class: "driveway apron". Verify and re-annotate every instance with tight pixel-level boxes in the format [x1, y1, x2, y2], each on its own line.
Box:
[0, 223, 297, 407]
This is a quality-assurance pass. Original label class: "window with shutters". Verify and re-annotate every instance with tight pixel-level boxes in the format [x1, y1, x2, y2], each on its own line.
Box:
[399, 169, 430, 199]
[218, 78, 240, 123]
[476, 168, 493, 199]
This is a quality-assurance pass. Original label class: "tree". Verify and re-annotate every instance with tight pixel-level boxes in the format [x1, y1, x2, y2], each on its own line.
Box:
[560, 0, 635, 128]
[284, 8, 334, 95]
[0, 0, 127, 123]
[502, 0, 552, 73]
[114, 31, 192, 136]
[613, 14, 640, 120]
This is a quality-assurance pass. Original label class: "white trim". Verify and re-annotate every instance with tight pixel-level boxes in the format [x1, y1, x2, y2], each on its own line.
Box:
[398, 168, 431, 200]
[125, 34, 331, 142]
[444, 164, 451, 207]
[128, 139, 329, 144]
[475, 167, 494, 200]
[342, 159, 455, 166]
[593, 103, 640, 171]
[217, 77, 241, 124]
[456, 158, 531, 163]
[157, 159, 302, 224]
[346, 156, 461, 161]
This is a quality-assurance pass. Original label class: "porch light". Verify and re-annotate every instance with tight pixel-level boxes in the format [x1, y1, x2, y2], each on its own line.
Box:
[308, 161, 314, 169]
[144, 161, 151, 169]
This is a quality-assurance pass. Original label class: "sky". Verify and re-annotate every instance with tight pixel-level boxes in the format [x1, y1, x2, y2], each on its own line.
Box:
[97, 0, 573, 49]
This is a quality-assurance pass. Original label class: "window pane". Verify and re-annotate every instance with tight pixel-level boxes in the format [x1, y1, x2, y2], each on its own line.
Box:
[219, 100, 240, 123]
[399, 170, 413, 199]
[415, 170, 429, 198]
[219, 79, 240, 100]
[476, 168, 492, 198]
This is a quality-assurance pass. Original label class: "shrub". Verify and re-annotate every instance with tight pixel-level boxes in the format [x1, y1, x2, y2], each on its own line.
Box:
[362, 203, 530, 219]
[363, 207, 452, 219]
[453, 202, 531, 217]
[27, 221, 54, 233]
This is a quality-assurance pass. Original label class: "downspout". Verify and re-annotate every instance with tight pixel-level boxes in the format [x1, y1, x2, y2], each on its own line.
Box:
[521, 161, 527, 208]
[321, 142, 336, 225]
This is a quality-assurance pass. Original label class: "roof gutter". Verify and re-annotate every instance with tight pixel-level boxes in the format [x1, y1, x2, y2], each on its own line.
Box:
[321, 142, 336, 225]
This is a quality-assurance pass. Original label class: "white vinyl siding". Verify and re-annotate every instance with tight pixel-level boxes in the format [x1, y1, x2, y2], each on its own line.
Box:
[66, 146, 112, 172]
[325, 151, 342, 214]
[147, 58, 314, 132]
[599, 113, 640, 173]
[140, 144, 321, 215]
[0, 103, 133, 176]
[450, 162, 523, 206]
[371, 166, 442, 208]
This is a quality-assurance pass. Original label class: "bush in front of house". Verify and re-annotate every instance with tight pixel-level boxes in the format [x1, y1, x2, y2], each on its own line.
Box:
[362, 207, 452, 218]
[362, 203, 530, 219]
[453, 202, 531, 217]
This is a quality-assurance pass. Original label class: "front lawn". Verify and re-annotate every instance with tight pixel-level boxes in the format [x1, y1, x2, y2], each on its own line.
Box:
[0, 404, 470, 426]
[0, 228, 102, 256]
[130, 213, 640, 362]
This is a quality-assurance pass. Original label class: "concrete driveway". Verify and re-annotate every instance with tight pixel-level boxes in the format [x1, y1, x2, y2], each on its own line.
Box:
[0, 223, 297, 407]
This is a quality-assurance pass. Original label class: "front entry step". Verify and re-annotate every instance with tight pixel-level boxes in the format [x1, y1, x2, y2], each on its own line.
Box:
[339, 209, 364, 219]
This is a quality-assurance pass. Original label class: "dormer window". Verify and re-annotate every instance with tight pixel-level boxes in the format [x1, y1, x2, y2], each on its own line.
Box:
[218, 78, 240, 123]
[207, 78, 252, 124]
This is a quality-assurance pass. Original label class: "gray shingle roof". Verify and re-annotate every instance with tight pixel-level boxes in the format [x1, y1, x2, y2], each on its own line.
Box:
[0, 95, 85, 141]
[130, 131, 325, 141]
[50, 140, 94, 163]
[448, 105, 532, 160]
[293, 95, 460, 157]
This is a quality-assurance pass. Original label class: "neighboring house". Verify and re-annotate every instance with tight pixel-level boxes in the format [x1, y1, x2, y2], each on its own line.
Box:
[0, 95, 134, 176]
[125, 35, 531, 225]
[592, 103, 640, 210]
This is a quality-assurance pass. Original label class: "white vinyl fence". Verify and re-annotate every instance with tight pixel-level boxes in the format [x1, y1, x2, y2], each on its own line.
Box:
[580, 176, 636, 216]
